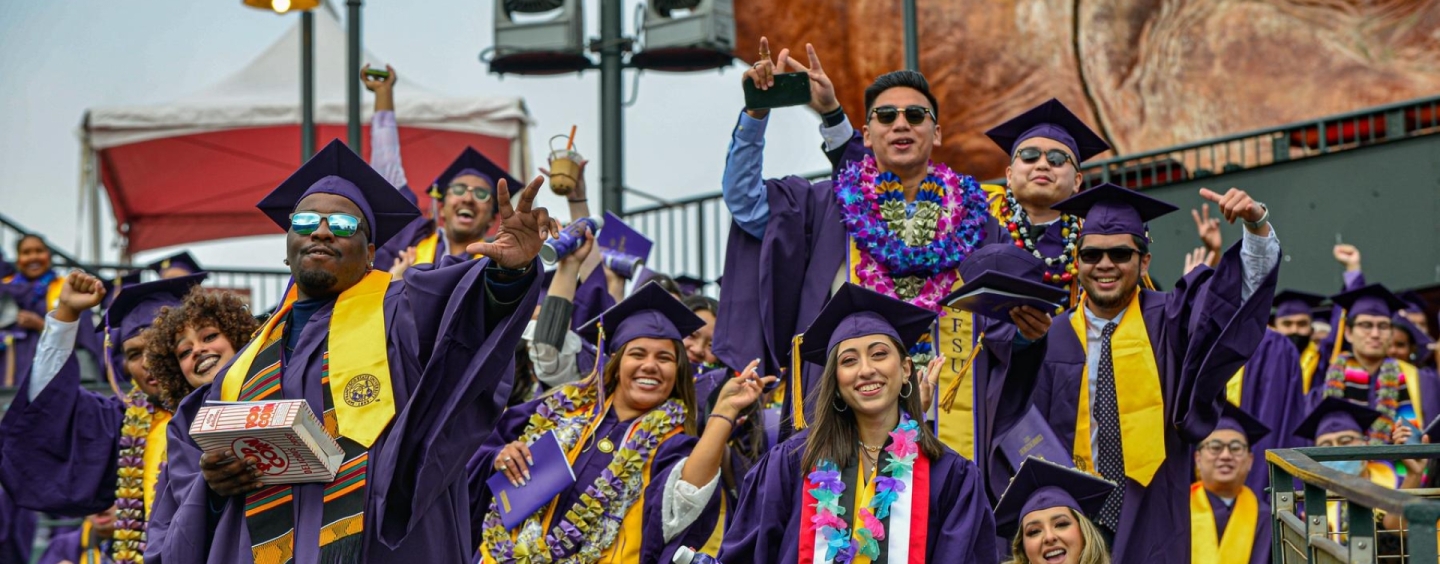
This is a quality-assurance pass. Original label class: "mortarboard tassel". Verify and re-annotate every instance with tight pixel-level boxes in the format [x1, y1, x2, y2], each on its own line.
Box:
[940, 333, 984, 412]
[1329, 308, 1348, 364]
[103, 332, 129, 404]
[4, 335, 13, 388]
[791, 334, 807, 430]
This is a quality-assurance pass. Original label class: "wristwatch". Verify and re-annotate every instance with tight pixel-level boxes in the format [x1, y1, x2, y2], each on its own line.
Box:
[1243, 203, 1269, 230]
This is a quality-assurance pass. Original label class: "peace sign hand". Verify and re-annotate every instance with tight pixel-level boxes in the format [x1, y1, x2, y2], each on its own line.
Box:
[780, 43, 840, 115]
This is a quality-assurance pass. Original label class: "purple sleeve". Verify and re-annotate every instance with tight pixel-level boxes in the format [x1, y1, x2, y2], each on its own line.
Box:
[715, 436, 804, 564]
[143, 383, 221, 564]
[464, 394, 543, 543]
[0, 356, 125, 516]
[35, 529, 79, 564]
[928, 451, 999, 564]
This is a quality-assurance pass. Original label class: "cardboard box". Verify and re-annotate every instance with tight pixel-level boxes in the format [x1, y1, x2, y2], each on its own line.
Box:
[190, 399, 344, 485]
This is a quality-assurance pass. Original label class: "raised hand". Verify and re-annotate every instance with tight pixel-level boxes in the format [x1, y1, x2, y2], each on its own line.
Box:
[1333, 244, 1362, 272]
[388, 246, 418, 280]
[361, 64, 396, 92]
[540, 159, 590, 203]
[741, 37, 787, 120]
[557, 225, 596, 272]
[918, 355, 945, 412]
[1191, 203, 1221, 252]
[467, 175, 561, 271]
[1183, 247, 1216, 276]
[1198, 188, 1268, 235]
[54, 270, 106, 323]
[781, 43, 841, 115]
[714, 359, 778, 419]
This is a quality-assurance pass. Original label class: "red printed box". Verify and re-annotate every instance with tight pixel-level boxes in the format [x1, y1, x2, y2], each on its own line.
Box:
[190, 399, 344, 485]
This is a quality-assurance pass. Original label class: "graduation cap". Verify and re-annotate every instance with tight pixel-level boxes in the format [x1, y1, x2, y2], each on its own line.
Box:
[1273, 290, 1327, 319]
[1051, 183, 1179, 241]
[1392, 315, 1434, 353]
[104, 273, 207, 345]
[994, 456, 1117, 539]
[1212, 402, 1271, 446]
[1398, 290, 1429, 314]
[1331, 283, 1408, 319]
[673, 275, 705, 297]
[798, 283, 938, 367]
[428, 146, 522, 203]
[1293, 397, 1382, 441]
[576, 281, 706, 355]
[145, 251, 203, 278]
[256, 139, 421, 248]
[985, 98, 1112, 163]
[945, 245, 1067, 322]
[100, 270, 144, 310]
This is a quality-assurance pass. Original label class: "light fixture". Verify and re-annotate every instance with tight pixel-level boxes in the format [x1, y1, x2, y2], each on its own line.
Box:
[490, 0, 592, 75]
[629, 0, 735, 72]
[242, 0, 321, 14]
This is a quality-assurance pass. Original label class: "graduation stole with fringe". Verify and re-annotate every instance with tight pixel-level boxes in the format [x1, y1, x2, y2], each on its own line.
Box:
[1189, 483, 1257, 564]
[220, 270, 394, 563]
[1069, 290, 1165, 487]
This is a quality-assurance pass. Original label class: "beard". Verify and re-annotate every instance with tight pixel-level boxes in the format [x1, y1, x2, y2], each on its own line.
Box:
[296, 268, 338, 296]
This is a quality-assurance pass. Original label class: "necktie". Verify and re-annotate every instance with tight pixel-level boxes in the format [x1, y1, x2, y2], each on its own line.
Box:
[1094, 321, 1126, 531]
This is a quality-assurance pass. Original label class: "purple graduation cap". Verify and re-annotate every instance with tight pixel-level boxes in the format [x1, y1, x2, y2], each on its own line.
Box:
[576, 281, 706, 355]
[597, 211, 654, 264]
[1398, 290, 1430, 315]
[1331, 283, 1408, 319]
[145, 251, 203, 278]
[1273, 290, 1327, 319]
[984, 98, 1112, 163]
[104, 273, 208, 344]
[1051, 183, 1179, 240]
[1213, 402, 1271, 446]
[944, 244, 1068, 321]
[797, 283, 938, 366]
[673, 275, 705, 297]
[256, 139, 422, 248]
[1293, 397, 1382, 441]
[100, 270, 145, 310]
[1392, 315, 1434, 354]
[428, 146, 522, 203]
[993, 456, 1117, 539]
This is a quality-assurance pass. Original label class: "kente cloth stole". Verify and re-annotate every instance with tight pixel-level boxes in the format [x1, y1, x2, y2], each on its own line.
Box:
[1069, 290, 1165, 486]
[220, 270, 394, 563]
[845, 239, 974, 458]
[1190, 483, 1257, 564]
[797, 453, 931, 564]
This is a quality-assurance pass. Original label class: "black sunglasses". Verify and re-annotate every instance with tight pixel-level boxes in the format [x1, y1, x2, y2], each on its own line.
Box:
[1014, 147, 1077, 169]
[869, 105, 935, 126]
[1077, 247, 1141, 265]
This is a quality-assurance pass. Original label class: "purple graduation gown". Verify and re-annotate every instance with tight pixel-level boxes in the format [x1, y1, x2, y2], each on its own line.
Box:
[0, 274, 104, 386]
[1031, 241, 1279, 564]
[1201, 489, 1272, 564]
[37, 528, 115, 564]
[146, 258, 540, 564]
[465, 394, 723, 564]
[0, 354, 127, 516]
[1236, 329, 1309, 495]
[971, 317, 1050, 504]
[0, 486, 36, 564]
[715, 431, 998, 564]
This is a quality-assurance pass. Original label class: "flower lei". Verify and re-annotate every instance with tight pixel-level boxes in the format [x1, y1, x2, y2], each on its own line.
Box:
[807, 414, 920, 563]
[112, 387, 155, 564]
[1000, 190, 1079, 311]
[481, 383, 685, 563]
[835, 156, 988, 311]
[1323, 353, 1402, 443]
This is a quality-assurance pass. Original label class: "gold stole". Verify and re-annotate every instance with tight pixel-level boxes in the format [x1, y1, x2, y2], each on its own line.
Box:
[1399, 359, 1424, 423]
[45, 277, 63, 311]
[846, 239, 974, 457]
[1299, 342, 1320, 393]
[1225, 367, 1245, 407]
[414, 232, 441, 265]
[143, 409, 171, 517]
[1190, 483, 1257, 564]
[1069, 291, 1166, 485]
[222, 270, 395, 448]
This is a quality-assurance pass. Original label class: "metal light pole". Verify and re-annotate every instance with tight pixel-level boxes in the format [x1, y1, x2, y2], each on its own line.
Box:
[346, 0, 363, 149]
[903, 0, 919, 71]
[599, 0, 625, 216]
[301, 11, 316, 159]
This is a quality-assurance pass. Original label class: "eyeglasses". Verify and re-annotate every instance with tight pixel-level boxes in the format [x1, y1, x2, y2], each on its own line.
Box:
[1015, 147, 1078, 169]
[1317, 434, 1361, 448]
[1200, 440, 1250, 457]
[1351, 321, 1393, 334]
[1077, 247, 1141, 265]
[448, 182, 492, 201]
[869, 105, 935, 126]
[289, 212, 361, 238]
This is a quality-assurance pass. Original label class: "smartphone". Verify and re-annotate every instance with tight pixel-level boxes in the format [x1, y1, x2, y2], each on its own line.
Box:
[743, 72, 811, 111]
[1403, 417, 1423, 445]
[363, 68, 391, 80]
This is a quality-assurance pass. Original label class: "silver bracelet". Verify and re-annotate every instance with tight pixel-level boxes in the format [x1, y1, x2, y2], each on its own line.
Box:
[1243, 203, 1269, 230]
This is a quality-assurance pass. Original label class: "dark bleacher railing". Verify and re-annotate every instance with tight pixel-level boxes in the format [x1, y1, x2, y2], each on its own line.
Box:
[620, 94, 1440, 287]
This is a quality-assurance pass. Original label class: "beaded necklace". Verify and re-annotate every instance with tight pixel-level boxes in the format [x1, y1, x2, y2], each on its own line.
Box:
[1000, 189, 1078, 311]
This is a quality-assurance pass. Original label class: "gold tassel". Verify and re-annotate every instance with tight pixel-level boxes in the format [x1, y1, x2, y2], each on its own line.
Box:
[791, 334, 807, 430]
[939, 333, 983, 412]
[4, 335, 13, 390]
[1329, 308, 1347, 364]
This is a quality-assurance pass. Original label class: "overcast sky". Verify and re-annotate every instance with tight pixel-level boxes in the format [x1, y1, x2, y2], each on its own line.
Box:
[0, 0, 831, 270]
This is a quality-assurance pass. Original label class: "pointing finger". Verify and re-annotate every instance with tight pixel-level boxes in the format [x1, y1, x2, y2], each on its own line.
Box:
[1198, 187, 1222, 203]
[807, 43, 822, 72]
[494, 179, 514, 219]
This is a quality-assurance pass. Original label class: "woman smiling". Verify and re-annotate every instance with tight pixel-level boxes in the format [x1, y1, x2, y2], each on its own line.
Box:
[143, 286, 257, 409]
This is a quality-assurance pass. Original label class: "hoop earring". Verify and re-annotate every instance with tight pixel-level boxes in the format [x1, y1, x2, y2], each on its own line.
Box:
[900, 379, 914, 399]
[832, 396, 849, 412]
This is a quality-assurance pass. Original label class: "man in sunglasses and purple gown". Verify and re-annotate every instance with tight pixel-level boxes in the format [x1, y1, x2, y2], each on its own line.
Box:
[145, 139, 558, 563]
[714, 39, 995, 457]
[1021, 184, 1281, 563]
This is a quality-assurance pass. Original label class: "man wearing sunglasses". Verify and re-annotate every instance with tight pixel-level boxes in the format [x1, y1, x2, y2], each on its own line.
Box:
[716, 38, 996, 453]
[1190, 403, 1271, 564]
[148, 139, 558, 564]
[1020, 182, 1280, 562]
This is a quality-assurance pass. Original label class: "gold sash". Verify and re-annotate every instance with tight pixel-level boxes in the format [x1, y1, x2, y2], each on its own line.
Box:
[222, 270, 395, 448]
[143, 409, 171, 516]
[1299, 342, 1320, 393]
[1190, 483, 1257, 564]
[1070, 290, 1166, 486]
[414, 232, 441, 265]
[1225, 367, 1245, 407]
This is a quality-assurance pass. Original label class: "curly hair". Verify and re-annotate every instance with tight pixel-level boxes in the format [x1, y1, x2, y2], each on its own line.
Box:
[144, 287, 258, 409]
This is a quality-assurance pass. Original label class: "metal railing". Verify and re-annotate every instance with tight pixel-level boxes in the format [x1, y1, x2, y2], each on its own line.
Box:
[1268, 444, 1440, 563]
[618, 94, 1440, 284]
